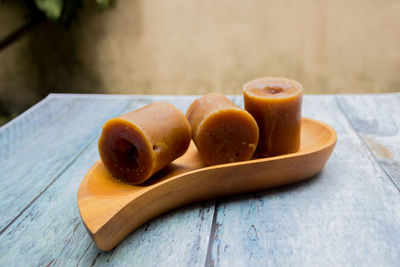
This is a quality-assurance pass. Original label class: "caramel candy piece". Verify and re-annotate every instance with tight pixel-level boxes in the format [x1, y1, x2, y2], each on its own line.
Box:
[186, 93, 259, 165]
[243, 77, 303, 156]
[98, 102, 191, 184]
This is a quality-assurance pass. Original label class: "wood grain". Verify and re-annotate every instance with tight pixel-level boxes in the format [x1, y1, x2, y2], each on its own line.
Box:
[0, 95, 216, 266]
[0, 97, 131, 232]
[0, 139, 215, 266]
[0, 94, 399, 266]
[0, 96, 91, 161]
[208, 95, 400, 266]
[336, 94, 400, 190]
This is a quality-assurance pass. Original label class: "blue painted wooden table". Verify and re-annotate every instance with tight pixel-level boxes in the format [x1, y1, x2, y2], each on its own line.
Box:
[0, 93, 399, 266]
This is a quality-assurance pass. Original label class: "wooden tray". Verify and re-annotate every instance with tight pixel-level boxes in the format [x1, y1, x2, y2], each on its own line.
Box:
[77, 118, 337, 251]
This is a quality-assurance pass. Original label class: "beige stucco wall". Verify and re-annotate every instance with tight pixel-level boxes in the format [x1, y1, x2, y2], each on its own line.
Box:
[1, 0, 400, 113]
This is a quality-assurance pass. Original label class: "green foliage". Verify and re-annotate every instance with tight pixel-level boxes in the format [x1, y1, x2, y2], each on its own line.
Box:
[22, 0, 111, 22]
[34, 0, 63, 20]
[96, 0, 109, 9]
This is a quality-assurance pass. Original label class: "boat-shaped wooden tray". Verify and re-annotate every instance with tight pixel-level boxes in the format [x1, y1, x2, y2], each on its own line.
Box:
[77, 118, 337, 251]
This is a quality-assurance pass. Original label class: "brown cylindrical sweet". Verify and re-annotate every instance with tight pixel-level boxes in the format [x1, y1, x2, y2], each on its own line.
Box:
[186, 93, 259, 166]
[243, 77, 303, 157]
[98, 102, 191, 184]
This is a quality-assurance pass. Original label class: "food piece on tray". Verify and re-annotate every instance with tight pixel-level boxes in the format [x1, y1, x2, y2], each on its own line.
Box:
[98, 102, 191, 184]
[243, 77, 303, 156]
[186, 93, 259, 165]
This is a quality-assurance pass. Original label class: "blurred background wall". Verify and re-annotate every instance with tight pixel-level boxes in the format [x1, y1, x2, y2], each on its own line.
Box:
[1, 0, 400, 117]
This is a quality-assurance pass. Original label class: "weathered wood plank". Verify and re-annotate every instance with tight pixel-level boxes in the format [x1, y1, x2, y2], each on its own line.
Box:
[0, 137, 214, 266]
[0, 95, 53, 160]
[0, 142, 97, 266]
[0, 95, 216, 266]
[207, 95, 400, 266]
[336, 93, 400, 190]
[0, 97, 132, 232]
[2, 94, 399, 266]
[0, 95, 94, 161]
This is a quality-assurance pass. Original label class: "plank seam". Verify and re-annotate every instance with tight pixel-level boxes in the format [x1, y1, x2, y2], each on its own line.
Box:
[204, 200, 219, 267]
[76, 242, 93, 267]
[335, 96, 400, 192]
[90, 252, 101, 267]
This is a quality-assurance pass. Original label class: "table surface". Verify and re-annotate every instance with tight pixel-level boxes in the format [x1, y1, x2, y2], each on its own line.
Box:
[0, 93, 399, 266]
